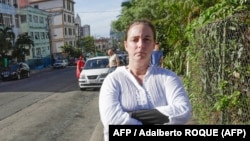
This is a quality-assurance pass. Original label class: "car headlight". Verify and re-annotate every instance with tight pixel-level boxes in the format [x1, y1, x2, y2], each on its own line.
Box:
[80, 74, 86, 79]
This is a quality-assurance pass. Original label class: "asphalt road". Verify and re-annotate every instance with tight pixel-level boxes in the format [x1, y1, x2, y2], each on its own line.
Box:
[0, 66, 101, 141]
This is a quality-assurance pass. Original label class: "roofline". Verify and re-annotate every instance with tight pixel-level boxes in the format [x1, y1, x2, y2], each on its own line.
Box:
[30, 0, 75, 4]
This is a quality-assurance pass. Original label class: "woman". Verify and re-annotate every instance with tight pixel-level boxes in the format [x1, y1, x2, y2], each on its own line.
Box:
[99, 19, 191, 141]
[76, 56, 85, 79]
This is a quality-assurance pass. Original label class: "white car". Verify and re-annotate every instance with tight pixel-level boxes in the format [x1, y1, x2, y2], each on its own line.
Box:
[78, 56, 110, 90]
[53, 59, 68, 69]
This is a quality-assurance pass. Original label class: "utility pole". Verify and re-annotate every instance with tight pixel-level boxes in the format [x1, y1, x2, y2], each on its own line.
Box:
[47, 12, 62, 66]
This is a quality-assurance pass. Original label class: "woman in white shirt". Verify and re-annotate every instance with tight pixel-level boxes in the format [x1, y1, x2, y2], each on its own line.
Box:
[99, 19, 192, 141]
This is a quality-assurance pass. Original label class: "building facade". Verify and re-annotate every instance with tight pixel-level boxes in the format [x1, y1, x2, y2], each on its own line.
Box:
[29, 0, 76, 59]
[19, 6, 50, 60]
[0, 0, 20, 44]
[81, 24, 90, 37]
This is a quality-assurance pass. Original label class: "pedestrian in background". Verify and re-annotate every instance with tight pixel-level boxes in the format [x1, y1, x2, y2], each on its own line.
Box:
[107, 48, 120, 73]
[99, 19, 191, 141]
[151, 42, 164, 67]
[76, 56, 85, 79]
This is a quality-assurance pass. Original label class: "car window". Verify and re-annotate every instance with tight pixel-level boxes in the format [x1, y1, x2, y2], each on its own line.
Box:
[10, 64, 19, 71]
[84, 58, 108, 69]
[56, 60, 62, 63]
[22, 63, 29, 69]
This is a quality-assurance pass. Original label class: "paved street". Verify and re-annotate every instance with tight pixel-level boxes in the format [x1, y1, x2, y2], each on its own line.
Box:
[0, 67, 100, 141]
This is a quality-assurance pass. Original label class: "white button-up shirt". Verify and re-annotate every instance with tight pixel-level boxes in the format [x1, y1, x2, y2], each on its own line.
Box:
[99, 66, 192, 141]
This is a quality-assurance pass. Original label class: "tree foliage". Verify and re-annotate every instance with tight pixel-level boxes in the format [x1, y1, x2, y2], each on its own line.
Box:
[112, 0, 249, 75]
[81, 36, 95, 53]
[0, 27, 15, 57]
[12, 33, 34, 61]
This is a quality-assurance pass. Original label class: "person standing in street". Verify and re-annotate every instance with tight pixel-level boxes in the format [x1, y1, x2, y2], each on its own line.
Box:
[151, 42, 164, 67]
[107, 48, 120, 73]
[99, 19, 191, 141]
[76, 56, 85, 79]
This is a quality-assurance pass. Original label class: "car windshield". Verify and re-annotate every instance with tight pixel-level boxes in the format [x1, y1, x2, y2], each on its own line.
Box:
[55, 60, 63, 63]
[84, 58, 108, 70]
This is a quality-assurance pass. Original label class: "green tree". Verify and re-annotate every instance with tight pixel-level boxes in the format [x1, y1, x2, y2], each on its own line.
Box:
[82, 36, 95, 54]
[60, 44, 74, 59]
[12, 33, 34, 62]
[0, 27, 15, 58]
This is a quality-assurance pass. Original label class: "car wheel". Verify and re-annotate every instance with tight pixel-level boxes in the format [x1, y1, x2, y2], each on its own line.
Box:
[17, 74, 21, 80]
[27, 72, 30, 78]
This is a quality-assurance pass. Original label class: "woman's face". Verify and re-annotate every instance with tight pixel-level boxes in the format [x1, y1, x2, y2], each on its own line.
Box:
[124, 23, 155, 63]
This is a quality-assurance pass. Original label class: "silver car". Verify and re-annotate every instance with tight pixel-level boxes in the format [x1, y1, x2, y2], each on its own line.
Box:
[78, 56, 109, 90]
[53, 59, 68, 69]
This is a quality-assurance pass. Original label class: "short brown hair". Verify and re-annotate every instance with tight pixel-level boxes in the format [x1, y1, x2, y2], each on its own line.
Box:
[124, 19, 156, 41]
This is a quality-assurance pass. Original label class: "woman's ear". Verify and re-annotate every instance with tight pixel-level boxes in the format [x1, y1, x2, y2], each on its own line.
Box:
[124, 41, 128, 51]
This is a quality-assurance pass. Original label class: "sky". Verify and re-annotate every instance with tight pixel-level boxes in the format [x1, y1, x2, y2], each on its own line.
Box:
[74, 0, 124, 38]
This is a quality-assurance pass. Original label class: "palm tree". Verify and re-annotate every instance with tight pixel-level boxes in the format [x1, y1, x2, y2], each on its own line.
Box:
[0, 27, 15, 67]
[12, 33, 34, 62]
[0, 27, 15, 58]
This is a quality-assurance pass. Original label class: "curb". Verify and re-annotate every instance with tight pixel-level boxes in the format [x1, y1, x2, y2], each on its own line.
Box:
[89, 120, 104, 141]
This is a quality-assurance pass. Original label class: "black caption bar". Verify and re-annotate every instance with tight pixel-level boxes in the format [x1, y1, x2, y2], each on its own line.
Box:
[109, 125, 250, 140]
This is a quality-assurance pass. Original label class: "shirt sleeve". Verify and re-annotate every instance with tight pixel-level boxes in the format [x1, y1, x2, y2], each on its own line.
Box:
[99, 74, 142, 127]
[155, 72, 192, 124]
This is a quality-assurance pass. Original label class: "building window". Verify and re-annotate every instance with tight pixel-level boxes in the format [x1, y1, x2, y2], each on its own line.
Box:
[33, 15, 38, 23]
[46, 32, 49, 39]
[39, 17, 44, 23]
[64, 14, 66, 22]
[36, 48, 41, 57]
[35, 32, 39, 39]
[68, 15, 71, 23]
[30, 32, 34, 40]
[29, 15, 32, 22]
[2, 14, 12, 26]
[65, 28, 67, 35]
[41, 32, 45, 39]
[20, 15, 26, 23]
[13, 0, 18, 8]
[67, 0, 70, 10]
[69, 28, 72, 35]
[42, 47, 46, 55]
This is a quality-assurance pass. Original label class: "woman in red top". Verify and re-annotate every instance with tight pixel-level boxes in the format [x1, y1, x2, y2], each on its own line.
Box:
[76, 56, 85, 79]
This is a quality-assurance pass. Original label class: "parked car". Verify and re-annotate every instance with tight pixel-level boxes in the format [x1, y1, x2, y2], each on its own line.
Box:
[68, 58, 77, 66]
[78, 56, 110, 90]
[0, 62, 30, 81]
[53, 59, 68, 69]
